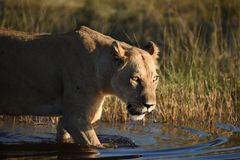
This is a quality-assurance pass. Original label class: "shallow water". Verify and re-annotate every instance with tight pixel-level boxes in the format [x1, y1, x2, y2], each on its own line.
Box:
[0, 120, 240, 159]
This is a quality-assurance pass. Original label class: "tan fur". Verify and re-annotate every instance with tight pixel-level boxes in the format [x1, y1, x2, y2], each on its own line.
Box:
[0, 26, 159, 147]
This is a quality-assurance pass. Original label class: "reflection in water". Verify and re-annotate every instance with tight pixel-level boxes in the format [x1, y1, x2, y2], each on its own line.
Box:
[0, 143, 100, 159]
[0, 121, 240, 159]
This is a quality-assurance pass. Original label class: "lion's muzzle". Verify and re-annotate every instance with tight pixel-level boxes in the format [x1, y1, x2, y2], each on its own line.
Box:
[127, 103, 156, 121]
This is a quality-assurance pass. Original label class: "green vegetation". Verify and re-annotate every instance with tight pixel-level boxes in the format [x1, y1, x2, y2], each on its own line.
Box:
[0, 0, 239, 124]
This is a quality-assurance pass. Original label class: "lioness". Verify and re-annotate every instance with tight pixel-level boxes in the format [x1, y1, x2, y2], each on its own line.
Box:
[0, 26, 159, 147]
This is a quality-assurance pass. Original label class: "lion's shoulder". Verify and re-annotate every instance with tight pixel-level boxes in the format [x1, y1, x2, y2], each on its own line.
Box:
[75, 26, 113, 43]
[75, 26, 132, 50]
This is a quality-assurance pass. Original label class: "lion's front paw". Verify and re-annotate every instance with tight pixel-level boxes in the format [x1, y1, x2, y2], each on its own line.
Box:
[101, 143, 117, 148]
[92, 143, 105, 149]
[92, 143, 113, 149]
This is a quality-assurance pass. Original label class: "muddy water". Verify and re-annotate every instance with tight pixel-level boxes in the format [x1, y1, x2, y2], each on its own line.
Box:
[0, 121, 240, 159]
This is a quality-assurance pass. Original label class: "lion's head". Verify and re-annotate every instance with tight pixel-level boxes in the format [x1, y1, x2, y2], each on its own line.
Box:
[111, 41, 159, 120]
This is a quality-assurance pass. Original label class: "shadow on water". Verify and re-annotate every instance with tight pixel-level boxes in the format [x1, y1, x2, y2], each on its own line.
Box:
[0, 121, 240, 159]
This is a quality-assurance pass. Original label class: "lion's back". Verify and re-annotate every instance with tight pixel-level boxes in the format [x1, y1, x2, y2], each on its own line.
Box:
[0, 28, 47, 41]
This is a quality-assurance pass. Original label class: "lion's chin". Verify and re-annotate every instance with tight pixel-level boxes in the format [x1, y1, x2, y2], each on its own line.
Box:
[130, 114, 145, 121]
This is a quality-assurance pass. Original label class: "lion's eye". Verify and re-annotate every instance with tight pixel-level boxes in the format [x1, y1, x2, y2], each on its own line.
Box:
[131, 76, 139, 82]
[153, 75, 159, 82]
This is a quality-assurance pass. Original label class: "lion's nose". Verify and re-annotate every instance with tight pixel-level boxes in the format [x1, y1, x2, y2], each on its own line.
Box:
[143, 103, 156, 113]
[143, 103, 154, 109]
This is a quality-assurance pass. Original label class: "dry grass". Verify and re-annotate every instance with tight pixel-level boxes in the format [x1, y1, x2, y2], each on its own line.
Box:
[0, 0, 239, 125]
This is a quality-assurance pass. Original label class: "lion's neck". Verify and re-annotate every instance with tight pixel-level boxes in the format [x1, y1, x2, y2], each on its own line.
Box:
[94, 45, 115, 95]
[77, 27, 116, 95]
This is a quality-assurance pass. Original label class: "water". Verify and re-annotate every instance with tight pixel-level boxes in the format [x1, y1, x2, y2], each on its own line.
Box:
[0, 120, 240, 159]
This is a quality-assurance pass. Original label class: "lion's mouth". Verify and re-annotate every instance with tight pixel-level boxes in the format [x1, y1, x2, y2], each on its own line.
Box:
[130, 114, 146, 121]
[127, 104, 147, 115]
[127, 103, 156, 121]
[127, 104, 147, 121]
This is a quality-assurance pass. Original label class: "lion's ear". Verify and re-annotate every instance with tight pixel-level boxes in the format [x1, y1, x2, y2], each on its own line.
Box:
[112, 41, 127, 68]
[143, 41, 159, 60]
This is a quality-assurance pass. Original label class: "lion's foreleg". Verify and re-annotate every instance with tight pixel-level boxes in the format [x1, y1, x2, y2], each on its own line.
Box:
[84, 127, 101, 146]
[56, 117, 73, 143]
[61, 116, 101, 147]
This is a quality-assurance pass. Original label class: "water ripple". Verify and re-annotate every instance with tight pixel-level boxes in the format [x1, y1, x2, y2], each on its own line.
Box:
[215, 123, 240, 132]
[0, 122, 240, 159]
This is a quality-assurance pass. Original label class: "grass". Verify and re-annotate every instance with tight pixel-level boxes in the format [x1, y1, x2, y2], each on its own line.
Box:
[0, 0, 239, 125]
